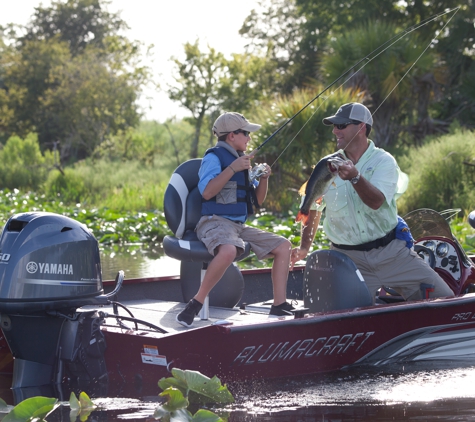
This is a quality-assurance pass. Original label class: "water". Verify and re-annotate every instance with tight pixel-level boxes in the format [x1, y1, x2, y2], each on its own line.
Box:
[65, 247, 475, 419]
[99, 244, 181, 280]
[45, 365, 475, 420]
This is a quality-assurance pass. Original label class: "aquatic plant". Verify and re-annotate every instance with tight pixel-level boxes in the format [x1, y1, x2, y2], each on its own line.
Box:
[155, 368, 234, 421]
[0, 189, 473, 260]
[0, 396, 59, 422]
[0, 392, 95, 422]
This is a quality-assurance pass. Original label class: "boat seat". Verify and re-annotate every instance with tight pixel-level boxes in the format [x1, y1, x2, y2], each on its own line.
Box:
[303, 249, 373, 312]
[163, 159, 251, 315]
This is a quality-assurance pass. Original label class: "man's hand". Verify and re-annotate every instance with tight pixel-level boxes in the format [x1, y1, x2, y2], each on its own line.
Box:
[290, 247, 308, 270]
[337, 159, 359, 181]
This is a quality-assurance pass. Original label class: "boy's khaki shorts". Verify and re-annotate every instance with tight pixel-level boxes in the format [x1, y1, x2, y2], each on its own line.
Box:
[196, 215, 287, 259]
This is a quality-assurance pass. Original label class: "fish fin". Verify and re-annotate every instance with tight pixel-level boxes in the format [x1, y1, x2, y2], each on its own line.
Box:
[298, 181, 308, 196]
[295, 211, 310, 226]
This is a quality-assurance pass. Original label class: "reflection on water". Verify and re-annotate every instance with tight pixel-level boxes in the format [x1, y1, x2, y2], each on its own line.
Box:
[99, 244, 267, 280]
[99, 244, 180, 280]
[229, 364, 475, 419]
[72, 365, 475, 421]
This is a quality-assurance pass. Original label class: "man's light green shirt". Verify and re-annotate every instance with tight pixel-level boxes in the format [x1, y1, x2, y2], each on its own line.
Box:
[312, 140, 407, 245]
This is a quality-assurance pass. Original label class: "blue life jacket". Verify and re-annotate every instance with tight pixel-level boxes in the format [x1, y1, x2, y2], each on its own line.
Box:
[201, 147, 257, 218]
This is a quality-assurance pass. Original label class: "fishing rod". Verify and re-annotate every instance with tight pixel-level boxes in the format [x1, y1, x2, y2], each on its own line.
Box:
[251, 6, 460, 155]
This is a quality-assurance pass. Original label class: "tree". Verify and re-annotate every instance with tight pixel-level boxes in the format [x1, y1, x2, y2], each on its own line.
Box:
[168, 41, 276, 158]
[168, 41, 226, 158]
[240, 0, 403, 94]
[0, 0, 150, 162]
[0, 36, 16, 139]
[239, 0, 307, 94]
[320, 21, 437, 147]
[20, 0, 128, 56]
[242, 0, 475, 134]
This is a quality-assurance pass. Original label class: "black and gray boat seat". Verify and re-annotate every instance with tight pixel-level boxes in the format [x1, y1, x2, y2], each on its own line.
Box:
[163, 158, 251, 311]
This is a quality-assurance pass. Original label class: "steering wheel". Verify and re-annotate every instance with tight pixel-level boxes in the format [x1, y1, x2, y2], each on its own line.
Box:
[414, 244, 436, 269]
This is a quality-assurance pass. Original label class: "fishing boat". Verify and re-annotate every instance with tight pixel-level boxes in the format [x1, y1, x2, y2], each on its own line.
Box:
[0, 161, 474, 404]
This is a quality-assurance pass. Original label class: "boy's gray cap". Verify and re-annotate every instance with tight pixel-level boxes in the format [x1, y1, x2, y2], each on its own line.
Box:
[213, 112, 261, 137]
[323, 103, 373, 126]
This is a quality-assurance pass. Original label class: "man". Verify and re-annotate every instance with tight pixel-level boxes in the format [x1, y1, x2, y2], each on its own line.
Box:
[176, 112, 294, 327]
[290, 102, 454, 302]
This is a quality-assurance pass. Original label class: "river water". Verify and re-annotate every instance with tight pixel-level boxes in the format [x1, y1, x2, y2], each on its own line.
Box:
[89, 246, 475, 421]
[58, 364, 475, 421]
[99, 244, 181, 280]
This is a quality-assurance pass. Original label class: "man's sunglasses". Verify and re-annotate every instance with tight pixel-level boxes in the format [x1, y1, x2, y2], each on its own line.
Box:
[333, 122, 361, 130]
[233, 129, 250, 137]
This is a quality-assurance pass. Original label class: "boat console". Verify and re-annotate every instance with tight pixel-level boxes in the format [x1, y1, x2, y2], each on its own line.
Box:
[416, 238, 462, 280]
[405, 209, 475, 295]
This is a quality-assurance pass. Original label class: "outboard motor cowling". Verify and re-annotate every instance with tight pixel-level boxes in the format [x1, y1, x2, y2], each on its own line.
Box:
[0, 212, 103, 313]
[0, 212, 111, 400]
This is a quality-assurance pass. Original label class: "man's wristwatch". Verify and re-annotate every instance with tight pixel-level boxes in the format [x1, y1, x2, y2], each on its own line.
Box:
[350, 172, 361, 185]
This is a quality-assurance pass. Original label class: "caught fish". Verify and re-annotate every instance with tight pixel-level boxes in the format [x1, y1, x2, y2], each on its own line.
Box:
[295, 152, 346, 226]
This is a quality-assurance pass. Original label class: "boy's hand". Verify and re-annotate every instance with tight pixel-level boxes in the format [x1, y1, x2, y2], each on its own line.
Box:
[233, 152, 255, 171]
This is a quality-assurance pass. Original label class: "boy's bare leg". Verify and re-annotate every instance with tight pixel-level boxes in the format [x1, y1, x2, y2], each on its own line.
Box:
[194, 243, 237, 304]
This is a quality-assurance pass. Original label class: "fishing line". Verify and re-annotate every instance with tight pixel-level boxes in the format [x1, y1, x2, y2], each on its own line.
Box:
[371, 7, 460, 120]
[342, 5, 460, 153]
[252, 6, 460, 167]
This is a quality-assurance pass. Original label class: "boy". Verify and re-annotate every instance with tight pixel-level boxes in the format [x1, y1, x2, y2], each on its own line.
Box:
[176, 112, 294, 327]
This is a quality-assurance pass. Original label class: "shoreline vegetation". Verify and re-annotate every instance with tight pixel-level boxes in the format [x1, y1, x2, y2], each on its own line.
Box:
[1, 187, 474, 271]
[1, 127, 475, 269]
[1, 0, 474, 267]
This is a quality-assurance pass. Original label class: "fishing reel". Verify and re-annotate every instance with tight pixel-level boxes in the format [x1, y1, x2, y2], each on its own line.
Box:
[249, 163, 268, 183]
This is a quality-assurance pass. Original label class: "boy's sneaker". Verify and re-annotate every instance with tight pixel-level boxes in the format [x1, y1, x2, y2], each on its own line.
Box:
[176, 299, 203, 327]
[269, 301, 295, 316]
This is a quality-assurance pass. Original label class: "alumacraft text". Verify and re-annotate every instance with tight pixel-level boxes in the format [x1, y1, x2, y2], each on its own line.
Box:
[232, 331, 375, 366]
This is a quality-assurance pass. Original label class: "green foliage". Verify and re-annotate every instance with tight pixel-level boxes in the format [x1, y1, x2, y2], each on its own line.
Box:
[397, 128, 475, 217]
[69, 391, 96, 421]
[168, 41, 226, 158]
[44, 168, 87, 204]
[239, 0, 309, 93]
[0, 376, 231, 421]
[2, 396, 58, 422]
[321, 20, 436, 147]
[158, 368, 234, 404]
[156, 368, 233, 421]
[94, 125, 164, 164]
[159, 118, 197, 167]
[169, 41, 277, 159]
[59, 157, 171, 211]
[0, 0, 150, 162]
[22, 0, 129, 56]
[0, 190, 171, 245]
[0, 133, 54, 190]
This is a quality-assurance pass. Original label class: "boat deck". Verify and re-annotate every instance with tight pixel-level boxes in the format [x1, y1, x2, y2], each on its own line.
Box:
[83, 298, 304, 335]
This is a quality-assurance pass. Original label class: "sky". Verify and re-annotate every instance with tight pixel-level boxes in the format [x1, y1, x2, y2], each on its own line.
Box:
[0, 0, 262, 121]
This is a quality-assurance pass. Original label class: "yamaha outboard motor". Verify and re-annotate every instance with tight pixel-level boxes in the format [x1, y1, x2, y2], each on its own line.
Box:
[0, 212, 116, 400]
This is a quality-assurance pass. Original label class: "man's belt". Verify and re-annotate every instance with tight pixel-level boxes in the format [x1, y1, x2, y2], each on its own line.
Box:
[332, 227, 397, 252]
